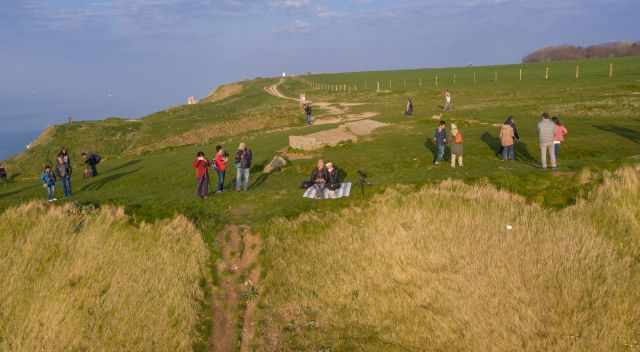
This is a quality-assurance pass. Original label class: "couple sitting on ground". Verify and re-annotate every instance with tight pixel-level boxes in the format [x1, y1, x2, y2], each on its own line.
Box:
[303, 159, 351, 199]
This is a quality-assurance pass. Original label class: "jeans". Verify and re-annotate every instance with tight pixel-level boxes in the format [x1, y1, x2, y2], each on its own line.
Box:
[46, 184, 55, 200]
[540, 143, 557, 168]
[61, 175, 72, 197]
[435, 144, 445, 162]
[216, 170, 225, 192]
[554, 143, 561, 160]
[197, 175, 209, 198]
[502, 145, 514, 160]
[236, 167, 250, 191]
[306, 113, 313, 125]
[90, 164, 98, 177]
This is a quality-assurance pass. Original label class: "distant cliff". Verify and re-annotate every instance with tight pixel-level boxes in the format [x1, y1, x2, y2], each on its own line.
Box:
[523, 41, 640, 63]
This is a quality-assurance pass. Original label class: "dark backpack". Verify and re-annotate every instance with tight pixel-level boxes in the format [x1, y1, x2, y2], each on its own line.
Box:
[93, 154, 102, 164]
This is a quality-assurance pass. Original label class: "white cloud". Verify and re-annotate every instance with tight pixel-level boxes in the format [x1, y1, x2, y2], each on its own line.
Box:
[270, 0, 311, 9]
[276, 19, 311, 33]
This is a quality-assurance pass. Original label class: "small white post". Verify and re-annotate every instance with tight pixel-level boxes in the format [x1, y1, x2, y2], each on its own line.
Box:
[474, 72, 477, 83]
[576, 64, 580, 80]
[519, 68, 523, 81]
[609, 63, 613, 79]
[435, 74, 439, 87]
[545, 66, 550, 80]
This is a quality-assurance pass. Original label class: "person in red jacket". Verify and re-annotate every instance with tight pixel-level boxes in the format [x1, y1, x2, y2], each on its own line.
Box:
[193, 151, 210, 199]
[213, 145, 228, 193]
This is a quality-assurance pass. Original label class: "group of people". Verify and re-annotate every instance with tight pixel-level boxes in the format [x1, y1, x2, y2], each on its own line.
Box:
[304, 159, 342, 199]
[39, 149, 101, 201]
[192, 142, 253, 199]
[431, 112, 568, 169]
[432, 120, 464, 167]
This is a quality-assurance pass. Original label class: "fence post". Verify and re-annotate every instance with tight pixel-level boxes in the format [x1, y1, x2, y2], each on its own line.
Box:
[494, 71, 498, 82]
[377, 81, 380, 92]
[474, 72, 477, 84]
[435, 74, 439, 87]
[545, 66, 550, 80]
[576, 64, 580, 79]
[609, 63, 613, 79]
[389, 80, 392, 89]
[419, 78, 422, 87]
[519, 68, 523, 81]
[453, 74, 456, 84]
[403, 80, 406, 89]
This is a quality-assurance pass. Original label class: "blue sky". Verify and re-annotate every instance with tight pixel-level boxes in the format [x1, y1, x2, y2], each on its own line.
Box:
[0, 0, 639, 134]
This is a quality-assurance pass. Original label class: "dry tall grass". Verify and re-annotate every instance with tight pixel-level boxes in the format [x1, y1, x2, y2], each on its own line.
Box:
[0, 203, 209, 351]
[257, 167, 640, 351]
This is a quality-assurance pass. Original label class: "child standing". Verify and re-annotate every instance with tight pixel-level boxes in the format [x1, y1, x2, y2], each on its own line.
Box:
[433, 121, 447, 165]
[552, 116, 568, 163]
[193, 151, 210, 199]
[41, 165, 57, 202]
[450, 123, 464, 168]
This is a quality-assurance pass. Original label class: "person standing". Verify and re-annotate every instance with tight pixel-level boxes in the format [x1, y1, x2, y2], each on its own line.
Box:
[193, 151, 210, 199]
[500, 121, 516, 161]
[41, 165, 57, 202]
[304, 103, 313, 125]
[213, 145, 228, 193]
[499, 116, 520, 157]
[55, 155, 72, 197]
[235, 143, 252, 191]
[552, 116, 568, 162]
[405, 97, 414, 116]
[82, 152, 101, 177]
[0, 163, 7, 183]
[433, 121, 447, 165]
[443, 89, 453, 112]
[537, 113, 557, 169]
[450, 123, 464, 168]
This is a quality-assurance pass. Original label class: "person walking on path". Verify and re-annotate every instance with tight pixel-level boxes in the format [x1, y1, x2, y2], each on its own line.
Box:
[304, 102, 313, 125]
[552, 116, 568, 162]
[433, 121, 447, 165]
[405, 97, 414, 116]
[82, 152, 101, 177]
[55, 155, 72, 197]
[450, 123, 464, 168]
[213, 145, 228, 193]
[500, 121, 516, 161]
[193, 151, 210, 199]
[41, 165, 57, 202]
[235, 143, 252, 191]
[443, 89, 453, 112]
[538, 113, 557, 169]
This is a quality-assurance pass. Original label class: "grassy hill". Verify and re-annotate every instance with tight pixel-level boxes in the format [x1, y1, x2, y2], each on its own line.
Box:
[1, 56, 639, 351]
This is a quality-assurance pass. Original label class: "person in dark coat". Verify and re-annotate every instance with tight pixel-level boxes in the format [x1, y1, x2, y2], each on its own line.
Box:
[0, 163, 7, 182]
[55, 155, 73, 197]
[82, 152, 101, 177]
[234, 143, 252, 191]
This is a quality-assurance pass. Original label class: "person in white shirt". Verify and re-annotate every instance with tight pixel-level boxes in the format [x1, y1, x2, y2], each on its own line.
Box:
[443, 89, 453, 112]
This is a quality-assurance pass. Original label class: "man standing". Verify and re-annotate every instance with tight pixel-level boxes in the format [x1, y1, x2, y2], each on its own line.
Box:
[304, 102, 313, 125]
[537, 113, 557, 169]
[55, 155, 73, 197]
[433, 120, 447, 165]
[235, 143, 252, 191]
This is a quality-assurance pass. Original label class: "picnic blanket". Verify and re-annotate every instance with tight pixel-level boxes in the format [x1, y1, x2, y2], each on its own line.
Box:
[303, 182, 352, 199]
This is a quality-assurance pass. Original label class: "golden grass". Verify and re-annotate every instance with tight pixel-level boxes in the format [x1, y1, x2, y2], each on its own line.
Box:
[0, 203, 209, 351]
[256, 167, 640, 351]
[203, 83, 244, 103]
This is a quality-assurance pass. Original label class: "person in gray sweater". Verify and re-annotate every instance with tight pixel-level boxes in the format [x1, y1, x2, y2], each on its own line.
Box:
[537, 112, 557, 169]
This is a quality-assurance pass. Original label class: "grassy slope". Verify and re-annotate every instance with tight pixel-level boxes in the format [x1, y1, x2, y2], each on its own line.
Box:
[0, 56, 639, 350]
[255, 167, 640, 351]
[0, 202, 209, 351]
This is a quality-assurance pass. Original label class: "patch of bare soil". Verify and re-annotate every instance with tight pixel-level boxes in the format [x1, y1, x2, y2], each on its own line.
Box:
[204, 83, 244, 103]
[210, 225, 262, 352]
[289, 119, 388, 151]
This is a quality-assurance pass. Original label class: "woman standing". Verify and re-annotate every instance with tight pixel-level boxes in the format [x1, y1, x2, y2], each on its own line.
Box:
[193, 151, 210, 199]
[214, 145, 228, 193]
[450, 123, 464, 168]
[500, 122, 515, 161]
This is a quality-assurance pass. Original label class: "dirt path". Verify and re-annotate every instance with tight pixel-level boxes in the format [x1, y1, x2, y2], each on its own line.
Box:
[209, 225, 262, 352]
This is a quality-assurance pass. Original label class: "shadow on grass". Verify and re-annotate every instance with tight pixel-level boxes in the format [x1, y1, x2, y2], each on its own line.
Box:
[107, 159, 142, 173]
[0, 184, 38, 200]
[481, 132, 501, 156]
[80, 168, 141, 192]
[593, 125, 640, 144]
